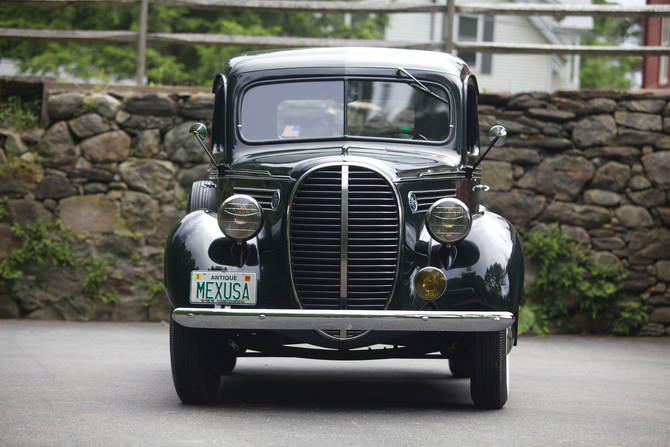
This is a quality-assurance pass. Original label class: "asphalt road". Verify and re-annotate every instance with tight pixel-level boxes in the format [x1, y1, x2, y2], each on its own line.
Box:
[0, 320, 669, 447]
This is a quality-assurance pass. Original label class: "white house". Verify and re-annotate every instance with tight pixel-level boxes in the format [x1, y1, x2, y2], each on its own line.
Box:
[381, 0, 594, 93]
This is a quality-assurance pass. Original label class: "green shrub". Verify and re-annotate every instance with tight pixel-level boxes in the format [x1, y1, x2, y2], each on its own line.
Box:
[518, 301, 550, 336]
[176, 193, 187, 210]
[82, 97, 99, 111]
[0, 197, 8, 220]
[0, 95, 40, 130]
[0, 147, 43, 189]
[83, 258, 117, 303]
[0, 220, 76, 284]
[145, 277, 165, 308]
[130, 251, 141, 266]
[613, 301, 647, 336]
[520, 224, 633, 335]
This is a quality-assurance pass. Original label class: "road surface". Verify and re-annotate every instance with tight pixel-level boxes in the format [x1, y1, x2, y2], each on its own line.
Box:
[0, 320, 669, 446]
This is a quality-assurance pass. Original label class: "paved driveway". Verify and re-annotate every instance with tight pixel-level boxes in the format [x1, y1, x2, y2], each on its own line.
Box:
[0, 320, 669, 446]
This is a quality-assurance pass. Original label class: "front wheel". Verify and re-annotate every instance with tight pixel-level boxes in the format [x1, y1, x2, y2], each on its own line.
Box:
[470, 329, 510, 409]
[170, 316, 224, 404]
[449, 358, 471, 378]
[222, 353, 237, 375]
[187, 180, 217, 213]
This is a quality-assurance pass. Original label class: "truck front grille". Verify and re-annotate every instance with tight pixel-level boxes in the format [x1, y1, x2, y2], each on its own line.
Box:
[289, 165, 400, 311]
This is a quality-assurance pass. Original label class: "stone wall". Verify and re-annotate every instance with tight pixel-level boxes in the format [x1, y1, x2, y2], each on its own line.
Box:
[1, 88, 215, 322]
[0, 86, 669, 335]
[478, 90, 670, 336]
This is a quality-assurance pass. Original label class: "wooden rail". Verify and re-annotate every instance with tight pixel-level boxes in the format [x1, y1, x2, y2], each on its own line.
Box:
[2, 0, 670, 84]
[5, 0, 670, 17]
[0, 0, 444, 13]
[5, 28, 670, 57]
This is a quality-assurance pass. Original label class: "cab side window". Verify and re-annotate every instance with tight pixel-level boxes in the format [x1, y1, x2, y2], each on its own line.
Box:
[466, 82, 480, 155]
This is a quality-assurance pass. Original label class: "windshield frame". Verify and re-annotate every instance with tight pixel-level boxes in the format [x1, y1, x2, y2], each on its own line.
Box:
[237, 76, 455, 146]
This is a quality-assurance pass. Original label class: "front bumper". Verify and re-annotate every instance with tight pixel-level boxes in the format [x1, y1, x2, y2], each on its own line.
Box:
[172, 308, 515, 332]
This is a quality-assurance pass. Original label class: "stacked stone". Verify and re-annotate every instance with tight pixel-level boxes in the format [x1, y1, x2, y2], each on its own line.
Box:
[2, 87, 670, 332]
[0, 90, 215, 322]
[479, 91, 670, 336]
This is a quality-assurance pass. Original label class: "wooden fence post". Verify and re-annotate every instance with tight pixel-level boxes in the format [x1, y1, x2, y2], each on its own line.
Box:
[137, 0, 149, 85]
[443, 0, 455, 54]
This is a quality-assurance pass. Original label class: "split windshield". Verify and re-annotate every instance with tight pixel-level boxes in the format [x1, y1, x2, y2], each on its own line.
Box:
[240, 79, 450, 143]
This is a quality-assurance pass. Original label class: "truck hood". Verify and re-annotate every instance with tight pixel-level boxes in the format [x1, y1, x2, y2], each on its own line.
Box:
[229, 144, 463, 182]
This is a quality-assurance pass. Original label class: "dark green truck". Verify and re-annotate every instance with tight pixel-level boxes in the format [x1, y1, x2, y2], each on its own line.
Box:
[165, 47, 522, 409]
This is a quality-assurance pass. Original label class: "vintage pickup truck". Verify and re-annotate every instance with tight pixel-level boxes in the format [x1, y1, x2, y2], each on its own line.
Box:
[164, 47, 523, 409]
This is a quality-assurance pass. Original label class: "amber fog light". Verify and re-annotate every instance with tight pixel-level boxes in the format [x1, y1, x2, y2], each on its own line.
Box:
[218, 195, 263, 241]
[414, 267, 447, 300]
[426, 198, 471, 244]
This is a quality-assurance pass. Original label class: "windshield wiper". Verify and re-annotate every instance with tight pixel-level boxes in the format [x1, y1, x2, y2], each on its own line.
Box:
[397, 67, 449, 105]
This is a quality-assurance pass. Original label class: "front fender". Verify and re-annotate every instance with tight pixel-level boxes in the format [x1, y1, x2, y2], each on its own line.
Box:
[412, 209, 523, 313]
[164, 210, 260, 309]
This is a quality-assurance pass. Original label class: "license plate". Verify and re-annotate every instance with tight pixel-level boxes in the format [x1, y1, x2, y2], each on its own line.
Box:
[189, 271, 257, 305]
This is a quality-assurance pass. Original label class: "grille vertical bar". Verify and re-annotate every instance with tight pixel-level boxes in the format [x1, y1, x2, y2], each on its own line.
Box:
[340, 165, 348, 309]
[290, 165, 399, 311]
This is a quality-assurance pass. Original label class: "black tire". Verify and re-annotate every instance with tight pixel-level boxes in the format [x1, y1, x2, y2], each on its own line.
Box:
[186, 180, 217, 213]
[449, 358, 471, 378]
[221, 354, 237, 375]
[170, 316, 224, 404]
[470, 330, 509, 409]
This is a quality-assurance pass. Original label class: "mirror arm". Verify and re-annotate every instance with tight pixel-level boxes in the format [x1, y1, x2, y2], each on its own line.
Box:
[193, 132, 227, 177]
[464, 136, 498, 179]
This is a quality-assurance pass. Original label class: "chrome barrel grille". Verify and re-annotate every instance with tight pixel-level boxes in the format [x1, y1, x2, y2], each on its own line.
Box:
[290, 165, 399, 310]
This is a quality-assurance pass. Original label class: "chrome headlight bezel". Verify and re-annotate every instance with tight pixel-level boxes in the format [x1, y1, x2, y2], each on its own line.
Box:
[425, 198, 472, 244]
[218, 194, 264, 242]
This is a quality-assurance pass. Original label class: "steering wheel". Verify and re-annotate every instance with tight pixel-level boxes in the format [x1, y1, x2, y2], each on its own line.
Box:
[376, 129, 428, 140]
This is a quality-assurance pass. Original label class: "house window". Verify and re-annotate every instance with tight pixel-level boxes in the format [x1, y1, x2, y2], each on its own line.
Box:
[481, 16, 494, 75]
[659, 18, 670, 85]
[457, 16, 494, 75]
[458, 16, 478, 66]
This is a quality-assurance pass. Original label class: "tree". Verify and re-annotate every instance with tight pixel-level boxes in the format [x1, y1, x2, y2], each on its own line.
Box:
[579, 0, 643, 90]
[0, 2, 387, 86]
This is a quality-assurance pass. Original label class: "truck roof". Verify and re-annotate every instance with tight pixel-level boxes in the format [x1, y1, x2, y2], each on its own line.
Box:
[224, 47, 467, 79]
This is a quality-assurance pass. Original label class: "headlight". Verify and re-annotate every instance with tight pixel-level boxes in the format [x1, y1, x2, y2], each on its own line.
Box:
[414, 267, 447, 300]
[426, 198, 471, 244]
[218, 195, 263, 241]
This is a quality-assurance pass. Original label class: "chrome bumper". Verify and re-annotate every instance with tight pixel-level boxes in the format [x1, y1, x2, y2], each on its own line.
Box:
[172, 308, 515, 332]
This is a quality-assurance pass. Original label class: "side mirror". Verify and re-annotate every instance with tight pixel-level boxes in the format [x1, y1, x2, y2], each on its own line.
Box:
[188, 122, 223, 174]
[465, 125, 507, 179]
[189, 122, 207, 140]
[488, 125, 507, 147]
